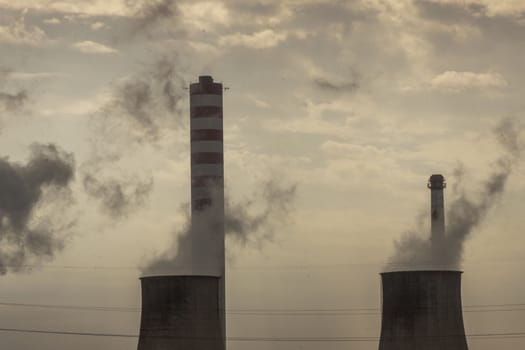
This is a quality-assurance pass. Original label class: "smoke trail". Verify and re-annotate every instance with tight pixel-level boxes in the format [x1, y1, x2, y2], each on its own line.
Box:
[83, 56, 184, 217]
[0, 143, 75, 274]
[119, 0, 179, 40]
[0, 91, 28, 112]
[142, 180, 297, 276]
[313, 77, 359, 93]
[83, 174, 153, 218]
[0, 69, 30, 130]
[225, 180, 297, 246]
[387, 118, 522, 270]
[95, 55, 185, 142]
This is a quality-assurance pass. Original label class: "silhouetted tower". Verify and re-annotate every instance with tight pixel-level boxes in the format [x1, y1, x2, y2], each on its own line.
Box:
[378, 271, 469, 350]
[428, 174, 446, 245]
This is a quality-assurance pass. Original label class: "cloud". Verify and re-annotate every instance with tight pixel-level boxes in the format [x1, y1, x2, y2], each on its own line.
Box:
[0, 1, 131, 16]
[0, 143, 75, 274]
[72, 40, 118, 54]
[431, 71, 508, 91]
[219, 29, 287, 49]
[425, 0, 525, 17]
[179, 1, 230, 30]
[0, 10, 47, 45]
[43, 17, 62, 25]
[90, 21, 107, 30]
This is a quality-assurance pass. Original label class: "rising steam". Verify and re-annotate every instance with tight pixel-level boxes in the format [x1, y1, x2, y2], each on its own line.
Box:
[0, 143, 75, 274]
[142, 180, 297, 276]
[387, 118, 523, 271]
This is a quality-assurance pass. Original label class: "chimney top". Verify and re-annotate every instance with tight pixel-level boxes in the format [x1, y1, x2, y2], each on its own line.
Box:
[199, 75, 214, 84]
[428, 174, 446, 189]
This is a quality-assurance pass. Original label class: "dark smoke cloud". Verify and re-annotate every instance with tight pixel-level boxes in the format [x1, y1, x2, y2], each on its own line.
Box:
[142, 180, 297, 276]
[118, 0, 179, 41]
[98, 55, 185, 142]
[83, 174, 153, 218]
[0, 69, 30, 126]
[313, 77, 359, 93]
[386, 118, 522, 271]
[225, 180, 297, 246]
[0, 143, 75, 274]
[0, 91, 28, 112]
[83, 56, 184, 218]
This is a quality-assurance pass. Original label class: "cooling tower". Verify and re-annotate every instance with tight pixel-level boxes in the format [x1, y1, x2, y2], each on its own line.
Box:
[137, 276, 225, 350]
[378, 270, 468, 350]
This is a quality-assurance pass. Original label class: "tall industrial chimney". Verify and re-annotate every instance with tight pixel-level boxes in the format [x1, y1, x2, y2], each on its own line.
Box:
[137, 76, 225, 350]
[427, 174, 446, 245]
[378, 271, 468, 350]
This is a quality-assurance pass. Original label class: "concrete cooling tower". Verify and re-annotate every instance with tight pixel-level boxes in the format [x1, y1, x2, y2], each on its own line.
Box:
[378, 270, 468, 350]
[137, 276, 224, 350]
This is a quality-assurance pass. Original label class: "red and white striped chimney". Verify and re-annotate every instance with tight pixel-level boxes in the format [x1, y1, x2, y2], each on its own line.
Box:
[189, 75, 225, 277]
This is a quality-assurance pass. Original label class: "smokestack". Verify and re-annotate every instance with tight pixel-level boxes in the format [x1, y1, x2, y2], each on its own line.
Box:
[190, 75, 225, 275]
[137, 276, 224, 349]
[427, 174, 446, 245]
[378, 271, 468, 350]
[137, 75, 225, 350]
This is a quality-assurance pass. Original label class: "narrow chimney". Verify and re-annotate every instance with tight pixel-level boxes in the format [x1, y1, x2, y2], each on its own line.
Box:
[427, 174, 446, 245]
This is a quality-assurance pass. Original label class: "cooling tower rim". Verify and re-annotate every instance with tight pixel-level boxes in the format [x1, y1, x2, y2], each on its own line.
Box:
[380, 270, 463, 275]
[139, 274, 222, 280]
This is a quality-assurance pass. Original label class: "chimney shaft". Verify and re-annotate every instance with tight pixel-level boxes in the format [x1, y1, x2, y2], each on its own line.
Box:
[427, 174, 446, 244]
[378, 271, 468, 350]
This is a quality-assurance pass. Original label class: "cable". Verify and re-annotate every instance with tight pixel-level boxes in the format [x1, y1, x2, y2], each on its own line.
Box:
[1, 301, 525, 315]
[0, 327, 525, 342]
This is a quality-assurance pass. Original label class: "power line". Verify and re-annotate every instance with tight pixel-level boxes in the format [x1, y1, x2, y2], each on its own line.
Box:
[1, 301, 525, 315]
[0, 327, 524, 342]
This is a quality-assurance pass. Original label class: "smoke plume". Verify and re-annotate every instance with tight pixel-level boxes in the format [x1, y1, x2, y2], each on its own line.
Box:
[119, 0, 179, 41]
[0, 143, 75, 274]
[313, 77, 359, 93]
[83, 174, 153, 218]
[0, 69, 30, 129]
[0, 91, 28, 112]
[387, 118, 522, 271]
[225, 180, 297, 247]
[83, 56, 184, 217]
[142, 180, 297, 276]
[95, 55, 185, 143]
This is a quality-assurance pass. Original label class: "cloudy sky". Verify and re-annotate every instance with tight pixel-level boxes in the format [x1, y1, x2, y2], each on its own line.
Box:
[0, 0, 525, 349]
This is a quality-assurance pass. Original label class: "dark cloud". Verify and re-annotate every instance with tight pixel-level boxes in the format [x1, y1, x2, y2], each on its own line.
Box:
[142, 179, 297, 276]
[386, 118, 522, 271]
[0, 143, 75, 274]
[313, 76, 359, 93]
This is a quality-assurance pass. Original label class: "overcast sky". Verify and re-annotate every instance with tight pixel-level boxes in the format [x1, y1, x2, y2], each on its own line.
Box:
[0, 0, 525, 349]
